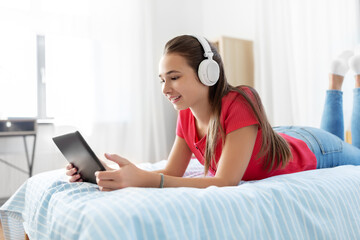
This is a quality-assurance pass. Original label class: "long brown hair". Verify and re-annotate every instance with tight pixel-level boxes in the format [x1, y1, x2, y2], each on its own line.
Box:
[164, 35, 292, 175]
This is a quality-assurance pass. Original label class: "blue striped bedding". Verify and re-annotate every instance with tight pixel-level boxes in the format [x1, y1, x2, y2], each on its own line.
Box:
[1, 159, 360, 240]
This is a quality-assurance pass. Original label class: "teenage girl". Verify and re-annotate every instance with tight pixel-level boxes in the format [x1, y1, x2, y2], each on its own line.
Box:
[66, 35, 360, 191]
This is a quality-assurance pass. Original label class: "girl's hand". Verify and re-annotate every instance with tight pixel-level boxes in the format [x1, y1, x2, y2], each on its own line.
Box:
[65, 163, 83, 182]
[66, 158, 114, 183]
[95, 153, 149, 191]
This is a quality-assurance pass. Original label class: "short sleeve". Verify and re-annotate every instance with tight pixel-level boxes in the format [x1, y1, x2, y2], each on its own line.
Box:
[176, 112, 185, 138]
[222, 89, 259, 135]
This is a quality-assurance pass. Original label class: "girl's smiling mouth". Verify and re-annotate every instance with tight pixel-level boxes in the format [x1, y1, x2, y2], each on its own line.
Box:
[169, 95, 181, 103]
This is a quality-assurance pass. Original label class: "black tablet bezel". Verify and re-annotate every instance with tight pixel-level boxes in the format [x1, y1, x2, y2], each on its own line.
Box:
[52, 131, 105, 184]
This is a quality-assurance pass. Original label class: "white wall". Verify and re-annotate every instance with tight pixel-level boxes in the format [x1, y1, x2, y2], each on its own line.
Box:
[151, 0, 205, 156]
[202, 0, 255, 41]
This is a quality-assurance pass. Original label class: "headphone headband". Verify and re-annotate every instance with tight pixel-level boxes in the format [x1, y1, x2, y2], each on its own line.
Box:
[192, 35, 214, 59]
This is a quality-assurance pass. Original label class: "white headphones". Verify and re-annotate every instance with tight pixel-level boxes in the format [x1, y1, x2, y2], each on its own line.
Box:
[192, 35, 220, 86]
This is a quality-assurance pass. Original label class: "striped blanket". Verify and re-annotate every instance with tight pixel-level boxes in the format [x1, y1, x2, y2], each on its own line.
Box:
[1, 159, 360, 240]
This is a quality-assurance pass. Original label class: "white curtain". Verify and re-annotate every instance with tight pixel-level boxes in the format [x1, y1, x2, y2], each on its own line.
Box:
[0, 2, 37, 118]
[43, 0, 169, 163]
[254, 0, 360, 129]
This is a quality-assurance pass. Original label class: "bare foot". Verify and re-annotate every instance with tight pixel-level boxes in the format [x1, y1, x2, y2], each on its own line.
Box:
[329, 74, 344, 90]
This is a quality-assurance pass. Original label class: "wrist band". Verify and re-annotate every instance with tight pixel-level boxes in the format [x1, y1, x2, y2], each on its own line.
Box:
[159, 173, 164, 188]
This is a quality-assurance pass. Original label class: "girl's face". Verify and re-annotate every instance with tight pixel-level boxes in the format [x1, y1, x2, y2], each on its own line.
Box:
[158, 53, 209, 111]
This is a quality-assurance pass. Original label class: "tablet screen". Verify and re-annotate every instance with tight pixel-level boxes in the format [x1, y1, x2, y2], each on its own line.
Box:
[53, 131, 105, 184]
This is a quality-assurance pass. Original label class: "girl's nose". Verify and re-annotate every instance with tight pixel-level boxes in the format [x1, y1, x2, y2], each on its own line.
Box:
[162, 81, 171, 95]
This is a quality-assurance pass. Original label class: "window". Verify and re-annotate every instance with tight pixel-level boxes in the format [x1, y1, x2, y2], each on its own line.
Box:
[0, 1, 133, 123]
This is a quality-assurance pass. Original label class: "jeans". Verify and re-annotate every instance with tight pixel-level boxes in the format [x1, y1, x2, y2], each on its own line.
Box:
[274, 89, 360, 169]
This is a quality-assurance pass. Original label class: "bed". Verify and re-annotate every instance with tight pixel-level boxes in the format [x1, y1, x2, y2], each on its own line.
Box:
[1, 159, 360, 240]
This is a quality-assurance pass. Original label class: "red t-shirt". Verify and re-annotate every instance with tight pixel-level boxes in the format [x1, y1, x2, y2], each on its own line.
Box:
[176, 87, 317, 180]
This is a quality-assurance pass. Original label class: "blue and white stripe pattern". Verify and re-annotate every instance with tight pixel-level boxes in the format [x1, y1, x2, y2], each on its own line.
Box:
[1, 159, 360, 240]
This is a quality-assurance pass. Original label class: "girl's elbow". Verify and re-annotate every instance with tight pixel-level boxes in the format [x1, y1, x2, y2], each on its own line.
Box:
[216, 177, 240, 187]
[227, 180, 240, 187]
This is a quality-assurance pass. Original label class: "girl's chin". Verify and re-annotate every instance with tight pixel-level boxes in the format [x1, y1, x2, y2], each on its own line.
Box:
[173, 104, 188, 111]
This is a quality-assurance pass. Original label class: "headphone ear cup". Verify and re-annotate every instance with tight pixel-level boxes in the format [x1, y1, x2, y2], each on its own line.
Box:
[198, 59, 220, 86]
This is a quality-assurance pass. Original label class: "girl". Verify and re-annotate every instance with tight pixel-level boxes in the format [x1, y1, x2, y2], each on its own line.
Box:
[66, 35, 360, 191]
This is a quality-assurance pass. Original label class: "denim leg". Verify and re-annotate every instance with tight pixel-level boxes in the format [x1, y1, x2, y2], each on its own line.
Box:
[300, 127, 360, 168]
[274, 126, 360, 168]
[352, 88, 360, 148]
[320, 90, 344, 140]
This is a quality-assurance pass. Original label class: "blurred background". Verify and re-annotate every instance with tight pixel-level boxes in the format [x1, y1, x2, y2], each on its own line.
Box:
[0, 0, 359, 203]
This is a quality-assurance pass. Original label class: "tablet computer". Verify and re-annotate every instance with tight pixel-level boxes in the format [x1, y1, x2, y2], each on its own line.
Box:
[52, 131, 105, 184]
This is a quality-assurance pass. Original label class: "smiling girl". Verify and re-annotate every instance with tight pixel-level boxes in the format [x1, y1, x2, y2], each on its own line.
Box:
[66, 35, 360, 190]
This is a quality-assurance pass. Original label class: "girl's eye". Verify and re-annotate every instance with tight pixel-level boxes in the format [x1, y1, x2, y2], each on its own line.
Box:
[159, 76, 180, 84]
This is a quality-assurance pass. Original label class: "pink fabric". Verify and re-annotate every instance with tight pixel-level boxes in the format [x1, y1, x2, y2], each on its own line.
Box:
[176, 87, 317, 180]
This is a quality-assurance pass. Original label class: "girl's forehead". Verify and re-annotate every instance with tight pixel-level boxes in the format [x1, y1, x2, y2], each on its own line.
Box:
[161, 53, 186, 65]
[159, 54, 190, 74]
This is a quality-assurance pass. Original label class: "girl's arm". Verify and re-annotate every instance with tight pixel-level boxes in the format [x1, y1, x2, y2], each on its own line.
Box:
[95, 125, 257, 190]
[152, 136, 193, 176]
[157, 124, 258, 188]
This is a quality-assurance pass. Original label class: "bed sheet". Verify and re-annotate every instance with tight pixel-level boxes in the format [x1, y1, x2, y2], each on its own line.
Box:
[1, 159, 360, 240]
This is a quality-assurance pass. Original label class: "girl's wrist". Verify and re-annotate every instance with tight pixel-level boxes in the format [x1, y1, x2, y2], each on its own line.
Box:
[143, 170, 164, 188]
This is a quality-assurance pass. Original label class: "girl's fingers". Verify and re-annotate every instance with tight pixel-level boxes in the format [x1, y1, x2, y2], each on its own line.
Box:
[69, 174, 81, 182]
[65, 164, 83, 183]
[104, 153, 129, 167]
[96, 179, 119, 189]
[66, 164, 73, 170]
[69, 175, 77, 182]
[99, 186, 113, 192]
[65, 167, 78, 176]
[95, 170, 117, 180]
